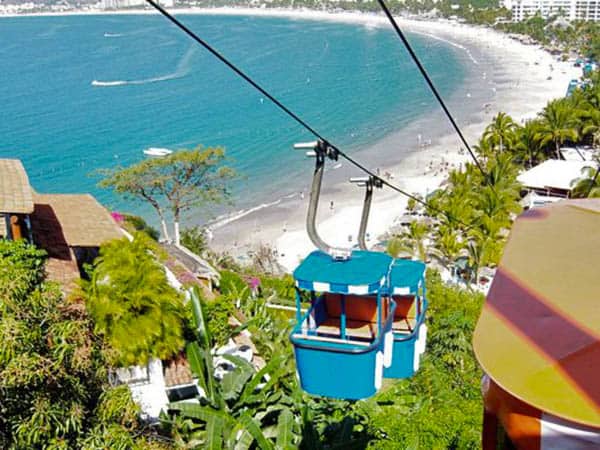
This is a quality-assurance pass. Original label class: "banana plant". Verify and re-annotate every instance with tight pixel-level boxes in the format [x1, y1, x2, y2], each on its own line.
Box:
[165, 287, 300, 449]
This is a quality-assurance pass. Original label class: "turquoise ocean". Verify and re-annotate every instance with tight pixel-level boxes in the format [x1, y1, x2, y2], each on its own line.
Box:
[0, 14, 466, 224]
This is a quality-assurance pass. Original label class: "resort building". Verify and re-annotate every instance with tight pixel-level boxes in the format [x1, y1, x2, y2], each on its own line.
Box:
[517, 159, 588, 199]
[501, 0, 600, 21]
[0, 158, 123, 292]
[473, 199, 600, 449]
[100, 0, 145, 9]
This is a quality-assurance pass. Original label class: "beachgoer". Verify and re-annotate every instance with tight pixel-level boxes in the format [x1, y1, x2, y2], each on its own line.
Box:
[330, 201, 334, 211]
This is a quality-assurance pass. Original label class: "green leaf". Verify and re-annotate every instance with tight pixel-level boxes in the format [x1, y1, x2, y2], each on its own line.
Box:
[191, 287, 212, 348]
[238, 412, 274, 450]
[275, 408, 296, 450]
[186, 342, 209, 397]
[206, 416, 224, 450]
[221, 364, 254, 403]
[233, 428, 254, 450]
[239, 354, 284, 405]
[169, 402, 232, 427]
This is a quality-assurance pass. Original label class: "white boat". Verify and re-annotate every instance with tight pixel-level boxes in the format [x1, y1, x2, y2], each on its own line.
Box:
[143, 147, 173, 157]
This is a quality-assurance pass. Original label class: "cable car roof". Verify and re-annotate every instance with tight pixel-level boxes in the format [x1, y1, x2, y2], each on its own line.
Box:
[473, 199, 600, 427]
[388, 259, 426, 295]
[294, 250, 392, 295]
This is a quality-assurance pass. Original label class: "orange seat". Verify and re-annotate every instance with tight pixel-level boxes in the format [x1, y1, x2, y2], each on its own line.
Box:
[319, 293, 380, 341]
[392, 295, 418, 333]
[317, 318, 376, 340]
[324, 293, 378, 322]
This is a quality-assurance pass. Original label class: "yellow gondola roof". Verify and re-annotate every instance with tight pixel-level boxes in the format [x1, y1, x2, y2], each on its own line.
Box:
[473, 199, 600, 427]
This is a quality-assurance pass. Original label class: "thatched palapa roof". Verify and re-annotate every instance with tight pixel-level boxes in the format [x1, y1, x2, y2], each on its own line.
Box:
[32, 193, 122, 247]
[0, 159, 34, 214]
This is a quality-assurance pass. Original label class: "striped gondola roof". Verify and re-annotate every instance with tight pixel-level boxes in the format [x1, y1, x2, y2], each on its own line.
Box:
[473, 199, 600, 428]
[294, 250, 392, 295]
[387, 259, 426, 295]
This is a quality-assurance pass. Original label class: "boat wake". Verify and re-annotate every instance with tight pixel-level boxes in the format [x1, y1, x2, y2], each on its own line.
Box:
[91, 45, 195, 87]
[91, 80, 127, 87]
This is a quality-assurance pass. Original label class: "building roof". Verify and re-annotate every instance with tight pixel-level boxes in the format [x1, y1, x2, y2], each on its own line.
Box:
[517, 159, 590, 192]
[31, 193, 122, 247]
[473, 199, 600, 427]
[0, 159, 34, 214]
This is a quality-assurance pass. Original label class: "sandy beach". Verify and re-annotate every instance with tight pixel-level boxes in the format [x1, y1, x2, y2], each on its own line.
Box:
[178, 8, 578, 271]
[5, 7, 579, 270]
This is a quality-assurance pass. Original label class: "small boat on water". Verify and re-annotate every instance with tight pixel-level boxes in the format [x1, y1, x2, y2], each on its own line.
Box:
[143, 147, 173, 157]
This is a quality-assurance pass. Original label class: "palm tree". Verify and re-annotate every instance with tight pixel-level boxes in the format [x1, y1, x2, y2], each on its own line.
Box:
[482, 112, 518, 153]
[485, 152, 520, 193]
[513, 120, 544, 168]
[536, 99, 579, 159]
[387, 221, 430, 260]
[581, 108, 600, 147]
[571, 164, 600, 197]
[473, 136, 495, 160]
[431, 225, 465, 271]
[465, 231, 494, 286]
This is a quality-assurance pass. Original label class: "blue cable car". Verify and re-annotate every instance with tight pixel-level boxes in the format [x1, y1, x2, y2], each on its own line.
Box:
[383, 259, 427, 379]
[288, 140, 427, 398]
[290, 249, 396, 399]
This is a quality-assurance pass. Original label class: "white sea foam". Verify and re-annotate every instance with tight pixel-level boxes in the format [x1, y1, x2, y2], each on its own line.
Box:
[91, 44, 195, 87]
[208, 192, 297, 231]
[409, 30, 479, 65]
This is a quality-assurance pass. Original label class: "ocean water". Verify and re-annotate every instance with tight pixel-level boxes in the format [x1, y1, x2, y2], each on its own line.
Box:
[0, 14, 465, 223]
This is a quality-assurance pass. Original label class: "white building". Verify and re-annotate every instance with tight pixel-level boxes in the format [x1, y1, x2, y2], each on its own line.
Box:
[501, 0, 600, 21]
[100, 0, 145, 9]
[517, 159, 589, 197]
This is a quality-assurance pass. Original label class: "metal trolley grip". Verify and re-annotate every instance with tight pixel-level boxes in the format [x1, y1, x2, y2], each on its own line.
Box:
[294, 140, 351, 260]
[350, 175, 382, 250]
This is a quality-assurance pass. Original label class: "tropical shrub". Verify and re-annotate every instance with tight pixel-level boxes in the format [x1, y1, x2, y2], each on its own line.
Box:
[0, 239, 157, 449]
[123, 214, 160, 241]
[82, 234, 186, 366]
[180, 225, 209, 255]
[0, 238, 46, 301]
[367, 271, 484, 449]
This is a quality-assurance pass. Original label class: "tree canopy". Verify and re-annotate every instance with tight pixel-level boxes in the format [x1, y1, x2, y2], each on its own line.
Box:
[0, 239, 161, 449]
[100, 146, 235, 244]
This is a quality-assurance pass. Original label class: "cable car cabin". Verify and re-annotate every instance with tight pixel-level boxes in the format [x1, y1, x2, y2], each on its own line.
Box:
[290, 250, 396, 400]
[384, 259, 427, 379]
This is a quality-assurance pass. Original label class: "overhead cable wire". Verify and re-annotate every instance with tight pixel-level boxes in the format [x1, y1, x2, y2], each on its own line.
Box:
[143, 0, 474, 229]
[374, 0, 489, 181]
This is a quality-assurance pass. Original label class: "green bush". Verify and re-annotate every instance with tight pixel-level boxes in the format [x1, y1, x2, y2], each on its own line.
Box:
[219, 270, 250, 299]
[0, 240, 157, 448]
[180, 225, 208, 255]
[367, 271, 484, 449]
[0, 239, 46, 302]
[82, 234, 186, 366]
[202, 294, 236, 347]
[123, 214, 160, 241]
[259, 273, 295, 303]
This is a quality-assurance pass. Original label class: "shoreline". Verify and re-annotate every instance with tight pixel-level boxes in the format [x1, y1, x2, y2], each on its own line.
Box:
[6, 7, 580, 271]
[192, 9, 579, 271]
